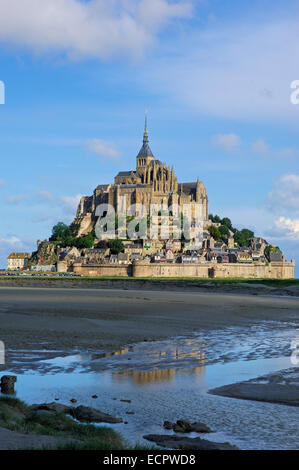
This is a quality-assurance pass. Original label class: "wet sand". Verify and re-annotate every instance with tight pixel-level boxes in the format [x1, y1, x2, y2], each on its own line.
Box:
[209, 367, 299, 407]
[0, 286, 298, 353]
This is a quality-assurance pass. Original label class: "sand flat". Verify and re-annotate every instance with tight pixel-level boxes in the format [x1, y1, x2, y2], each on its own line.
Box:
[209, 367, 299, 406]
[0, 285, 298, 352]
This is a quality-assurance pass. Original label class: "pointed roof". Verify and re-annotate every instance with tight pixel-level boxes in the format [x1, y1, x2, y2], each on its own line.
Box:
[137, 113, 154, 158]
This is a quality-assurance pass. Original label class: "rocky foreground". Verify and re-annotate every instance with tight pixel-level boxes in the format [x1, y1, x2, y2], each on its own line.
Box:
[209, 367, 299, 407]
[0, 395, 239, 450]
[31, 402, 123, 423]
[143, 434, 239, 450]
[143, 418, 239, 450]
[0, 396, 124, 450]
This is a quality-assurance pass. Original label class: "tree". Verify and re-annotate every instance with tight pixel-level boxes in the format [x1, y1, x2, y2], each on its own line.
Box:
[95, 240, 108, 249]
[52, 222, 71, 240]
[74, 232, 95, 249]
[51, 222, 72, 246]
[221, 217, 232, 230]
[234, 230, 247, 247]
[69, 223, 80, 237]
[264, 245, 281, 262]
[233, 228, 254, 247]
[241, 228, 254, 241]
[108, 239, 124, 255]
[208, 225, 221, 241]
[218, 224, 230, 240]
[213, 215, 221, 223]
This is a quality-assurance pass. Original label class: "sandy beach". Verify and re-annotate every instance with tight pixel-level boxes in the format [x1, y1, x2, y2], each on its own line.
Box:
[0, 285, 298, 353]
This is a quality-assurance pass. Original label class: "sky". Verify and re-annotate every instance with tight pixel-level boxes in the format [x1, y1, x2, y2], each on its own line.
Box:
[0, 0, 299, 274]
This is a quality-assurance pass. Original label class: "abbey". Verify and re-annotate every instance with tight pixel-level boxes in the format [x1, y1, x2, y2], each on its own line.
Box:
[74, 119, 209, 237]
[28, 120, 295, 279]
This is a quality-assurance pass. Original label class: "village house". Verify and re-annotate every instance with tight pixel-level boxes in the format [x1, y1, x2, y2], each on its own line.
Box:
[7, 252, 30, 271]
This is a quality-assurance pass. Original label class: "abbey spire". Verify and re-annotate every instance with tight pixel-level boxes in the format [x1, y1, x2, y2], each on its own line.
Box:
[137, 112, 155, 167]
[143, 111, 149, 144]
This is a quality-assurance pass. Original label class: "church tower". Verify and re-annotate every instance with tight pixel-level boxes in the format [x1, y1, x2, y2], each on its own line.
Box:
[136, 113, 155, 170]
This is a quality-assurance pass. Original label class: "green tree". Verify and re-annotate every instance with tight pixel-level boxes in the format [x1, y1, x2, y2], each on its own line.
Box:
[218, 224, 230, 240]
[264, 245, 282, 262]
[234, 230, 247, 247]
[233, 228, 254, 247]
[108, 239, 124, 255]
[51, 222, 71, 242]
[74, 232, 95, 249]
[221, 217, 232, 230]
[69, 223, 80, 237]
[241, 228, 254, 241]
[208, 225, 221, 241]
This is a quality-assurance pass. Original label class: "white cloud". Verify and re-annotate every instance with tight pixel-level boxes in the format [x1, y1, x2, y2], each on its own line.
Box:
[60, 194, 82, 211]
[86, 138, 120, 161]
[212, 133, 242, 152]
[252, 139, 269, 156]
[275, 148, 296, 160]
[0, 236, 36, 268]
[266, 174, 299, 214]
[4, 194, 28, 205]
[0, 0, 192, 60]
[143, 15, 299, 122]
[272, 217, 299, 241]
[251, 139, 297, 160]
[37, 190, 54, 201]
[31, 213, 54, 223]
[210, 134, 297, 160]
[0, 236, 23, 247]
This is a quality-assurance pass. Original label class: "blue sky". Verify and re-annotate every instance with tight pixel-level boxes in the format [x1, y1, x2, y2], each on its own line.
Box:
[0, 0, 299, 273]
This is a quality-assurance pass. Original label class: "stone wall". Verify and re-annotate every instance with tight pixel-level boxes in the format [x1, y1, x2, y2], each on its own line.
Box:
[72, 263, 132, 277]
[72, 260, 295, 279]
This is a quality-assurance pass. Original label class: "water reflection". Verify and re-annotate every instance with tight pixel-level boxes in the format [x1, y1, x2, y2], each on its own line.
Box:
[113, 365, 206, 385]
[4, 321, 298, 378]
[86, 340, 207, 375]
[90, 347, 132, 360]
[2, 324, 299, 450]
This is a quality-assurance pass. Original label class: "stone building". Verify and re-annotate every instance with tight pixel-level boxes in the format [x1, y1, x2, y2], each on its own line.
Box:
[7, 252, 30, 270]
[74, 119, 209, 238]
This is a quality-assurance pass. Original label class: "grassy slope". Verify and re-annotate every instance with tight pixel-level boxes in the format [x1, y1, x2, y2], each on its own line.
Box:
[0, 396, 124, 450]
[0, 396, 155, 450]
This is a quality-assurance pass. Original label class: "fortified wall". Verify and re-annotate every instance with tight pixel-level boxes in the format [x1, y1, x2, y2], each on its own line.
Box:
[72, 260, 295, 279]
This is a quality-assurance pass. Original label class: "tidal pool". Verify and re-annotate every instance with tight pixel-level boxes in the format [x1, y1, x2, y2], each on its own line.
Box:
[1, 321, 299, 450]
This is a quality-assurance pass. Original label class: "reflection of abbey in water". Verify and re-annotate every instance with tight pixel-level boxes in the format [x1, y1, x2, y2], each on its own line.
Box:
[88, 340, 206, 385]
[90, 347, 132, 360]
[113, 365, 206, 385]
[111, 342, 206, 385]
